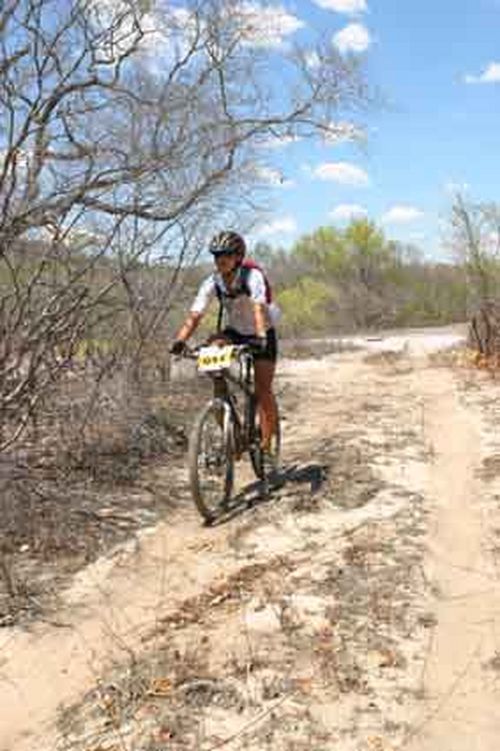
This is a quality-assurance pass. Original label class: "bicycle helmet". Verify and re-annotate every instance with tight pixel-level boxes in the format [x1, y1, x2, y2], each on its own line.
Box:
[209, 231, 246, 258]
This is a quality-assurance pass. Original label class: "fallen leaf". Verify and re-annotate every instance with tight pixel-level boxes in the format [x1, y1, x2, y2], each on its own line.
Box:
[365, 735, 394, 751]
[148, 677, 173, 696]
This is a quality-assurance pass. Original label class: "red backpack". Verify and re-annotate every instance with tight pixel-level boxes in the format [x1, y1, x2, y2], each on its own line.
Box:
[239, 258, 273, 303]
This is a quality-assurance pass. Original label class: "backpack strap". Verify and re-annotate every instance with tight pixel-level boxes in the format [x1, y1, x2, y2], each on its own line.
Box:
[241, 259, 272, 303]
[214, 280, 224, 333]
[214, 262, 272, 331]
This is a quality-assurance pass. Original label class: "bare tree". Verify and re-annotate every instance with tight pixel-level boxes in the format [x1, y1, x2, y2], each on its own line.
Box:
[0, 0, 370, 449]
[450, 194, 500, 356]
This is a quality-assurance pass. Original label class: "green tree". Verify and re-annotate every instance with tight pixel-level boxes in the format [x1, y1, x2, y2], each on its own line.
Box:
[277, 277, 334, 337]
[343, 219, 392, 288]
[293, 227, 347, 278]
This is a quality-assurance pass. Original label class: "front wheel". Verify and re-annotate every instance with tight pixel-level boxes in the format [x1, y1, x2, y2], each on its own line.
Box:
[188, 399, 234, 524]
[249, 395, 281, 481]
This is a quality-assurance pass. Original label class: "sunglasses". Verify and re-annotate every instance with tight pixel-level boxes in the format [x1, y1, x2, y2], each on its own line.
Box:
[212, 249, 237, 257]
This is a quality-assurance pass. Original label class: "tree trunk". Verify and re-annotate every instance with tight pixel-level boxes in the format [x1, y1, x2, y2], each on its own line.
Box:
[469, 301, 500, 357]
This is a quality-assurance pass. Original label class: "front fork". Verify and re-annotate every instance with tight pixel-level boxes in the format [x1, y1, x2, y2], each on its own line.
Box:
[212, 376, 242, 455]
[211, 364, 254, 456]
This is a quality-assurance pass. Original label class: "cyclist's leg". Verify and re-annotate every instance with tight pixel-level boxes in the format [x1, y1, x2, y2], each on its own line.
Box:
[254, 329, 278, 451]
[215, 327, 278, 451]
[254, 359, 277, 450]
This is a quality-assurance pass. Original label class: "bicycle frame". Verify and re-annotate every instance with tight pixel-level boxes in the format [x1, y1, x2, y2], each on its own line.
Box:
[205, 348, 257, 456]
[179, 342, 279, 522]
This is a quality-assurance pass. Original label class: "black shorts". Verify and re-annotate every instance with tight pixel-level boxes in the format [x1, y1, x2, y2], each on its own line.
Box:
[222, 327, 278, 362]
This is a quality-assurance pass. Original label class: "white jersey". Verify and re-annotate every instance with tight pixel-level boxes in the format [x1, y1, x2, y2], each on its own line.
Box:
[190, 267, 280, 336]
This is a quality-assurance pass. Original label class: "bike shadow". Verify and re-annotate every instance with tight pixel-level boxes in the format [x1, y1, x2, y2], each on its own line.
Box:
[210, 462, 328, 526]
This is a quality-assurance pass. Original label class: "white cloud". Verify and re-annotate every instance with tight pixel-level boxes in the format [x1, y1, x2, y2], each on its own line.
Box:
[257, 134, 301, 150]
[89, 1, 157, 58]
[237, 2, 305, 48]
[323, 120, 365, 143]
[381, 205, 424, 224]
[253, 165, 295, 188]
[333, 23, 371, 53]
[305, 50, 321, 69]
[101, 7, 200, 69]
[313, 161, 369, 185]
[330, 203, 367, 221]
[464, 62, 500, 84]
[256, 216, 298, 236]
[313, 0, 367, 14]
[93, 3, 303, 65]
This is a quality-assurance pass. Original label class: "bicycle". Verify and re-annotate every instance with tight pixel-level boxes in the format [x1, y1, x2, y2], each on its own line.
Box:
[181, 342, 280, 524]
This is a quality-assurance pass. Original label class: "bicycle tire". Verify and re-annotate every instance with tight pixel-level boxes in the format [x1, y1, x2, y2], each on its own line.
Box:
[188, 399, 234, 524]
[249, 395, 281, 480]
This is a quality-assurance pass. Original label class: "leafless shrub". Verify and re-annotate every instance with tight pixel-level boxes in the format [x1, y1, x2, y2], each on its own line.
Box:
[450, 194, 500, 358]
[0, 0, 371, 620]
[469, 300, 500, 358]
[1, 0, 370, 454]
[0, 354, 199, 623]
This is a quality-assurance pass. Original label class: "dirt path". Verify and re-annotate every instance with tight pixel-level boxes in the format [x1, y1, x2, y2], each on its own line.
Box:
[1, 333, 499, 751]
[406, 370, 500, 749]
[0, 355, 363, 751]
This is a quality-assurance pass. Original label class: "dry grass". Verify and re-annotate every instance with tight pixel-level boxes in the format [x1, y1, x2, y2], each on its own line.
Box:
[476, 454, 500, 482]
[53, 369, 432, 751]
[280, 337, 361, 360]
[429, 346, 500, 374]
[55, 495, 427, 751]
[0, 363, 208, 626]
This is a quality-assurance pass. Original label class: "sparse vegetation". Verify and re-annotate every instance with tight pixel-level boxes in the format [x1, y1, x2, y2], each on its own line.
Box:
[450, 194, 500, 360]
[1, 0, 371, 620]
[2, 4, 500, 751]
[260, 220, 470, 336]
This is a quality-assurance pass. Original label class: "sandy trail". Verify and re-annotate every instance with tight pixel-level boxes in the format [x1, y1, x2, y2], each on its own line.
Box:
[0, 507, 259, 751]
[1, 358, 363, 751]
[1, 329, 499, 750]
[407, 370, 500, 749]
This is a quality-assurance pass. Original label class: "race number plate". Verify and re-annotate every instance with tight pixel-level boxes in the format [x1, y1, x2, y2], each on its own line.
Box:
[197, 345, 237, 372]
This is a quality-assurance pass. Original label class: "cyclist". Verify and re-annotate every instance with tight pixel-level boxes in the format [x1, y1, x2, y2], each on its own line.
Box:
[170, 230, 280, 460]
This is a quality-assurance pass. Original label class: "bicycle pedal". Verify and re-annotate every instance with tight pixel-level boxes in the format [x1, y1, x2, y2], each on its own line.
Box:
[260, 480, 270, 499]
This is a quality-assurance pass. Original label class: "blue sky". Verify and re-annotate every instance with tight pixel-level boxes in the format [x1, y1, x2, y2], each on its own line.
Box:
[248, 0, 500, 259]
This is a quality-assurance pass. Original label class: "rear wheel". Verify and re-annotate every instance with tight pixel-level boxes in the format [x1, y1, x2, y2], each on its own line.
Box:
[188, 399, 234, 524]
[249, 395, 281, 481]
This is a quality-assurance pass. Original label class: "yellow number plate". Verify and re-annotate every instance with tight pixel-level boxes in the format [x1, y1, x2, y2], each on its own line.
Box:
[197, 345, 237, 372]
